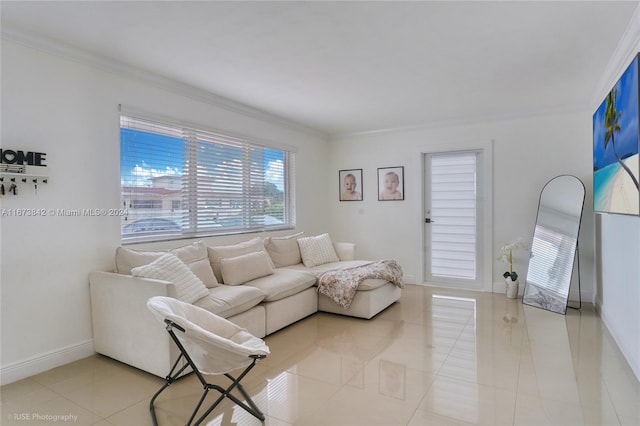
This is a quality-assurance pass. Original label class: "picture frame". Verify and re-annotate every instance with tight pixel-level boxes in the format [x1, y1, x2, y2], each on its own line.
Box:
[378, 166, 404, 201]
[339, 169, 363, 201]
[593, 53, 640, 216]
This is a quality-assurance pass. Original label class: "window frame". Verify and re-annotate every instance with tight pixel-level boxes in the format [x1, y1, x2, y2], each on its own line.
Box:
[119, 110, 296, 244]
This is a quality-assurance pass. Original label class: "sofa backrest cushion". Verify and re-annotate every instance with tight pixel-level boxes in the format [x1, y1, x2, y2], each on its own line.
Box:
[207, 237, 274, 284]
[115, 241, 219, 288]
[219, 251, 274, 286]
[131, 253, 210, 304]
[263, 232, 304, 267]
[297, 233, 341, 267]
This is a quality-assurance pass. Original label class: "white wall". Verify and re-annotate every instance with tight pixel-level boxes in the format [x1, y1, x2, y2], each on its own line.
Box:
[328, 111, 595, 299]
[597, 214, 640, 380]
[0, 39, 329, 384]
[592, 6, 640, 381]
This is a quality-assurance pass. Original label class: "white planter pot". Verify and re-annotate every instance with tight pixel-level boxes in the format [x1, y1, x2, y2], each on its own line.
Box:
[505, 278, 519, 299]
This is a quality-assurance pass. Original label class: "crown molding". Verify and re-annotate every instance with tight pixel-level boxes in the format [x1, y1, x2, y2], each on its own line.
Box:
[590, 3, 640, 109]
[331, 104, 588, 140]
[1, 26, 328, 140]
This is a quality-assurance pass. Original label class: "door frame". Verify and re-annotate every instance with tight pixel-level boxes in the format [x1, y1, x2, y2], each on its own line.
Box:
[417, 140, 493, 292]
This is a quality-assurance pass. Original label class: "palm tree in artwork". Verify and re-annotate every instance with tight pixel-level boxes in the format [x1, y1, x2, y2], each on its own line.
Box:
[604, 88, 640, 190]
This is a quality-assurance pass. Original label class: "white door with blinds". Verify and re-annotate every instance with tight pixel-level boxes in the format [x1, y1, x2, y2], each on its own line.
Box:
[424, 150, 484, 290]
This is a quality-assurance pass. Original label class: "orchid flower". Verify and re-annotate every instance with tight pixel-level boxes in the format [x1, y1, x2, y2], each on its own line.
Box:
[497, 237, 527, 281]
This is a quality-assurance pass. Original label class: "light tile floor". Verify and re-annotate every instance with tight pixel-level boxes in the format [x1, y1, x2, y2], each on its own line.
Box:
[2, 284, 639, 425]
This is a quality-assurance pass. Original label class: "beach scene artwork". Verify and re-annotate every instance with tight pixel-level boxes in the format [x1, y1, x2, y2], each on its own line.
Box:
[593, 54, 640, 216]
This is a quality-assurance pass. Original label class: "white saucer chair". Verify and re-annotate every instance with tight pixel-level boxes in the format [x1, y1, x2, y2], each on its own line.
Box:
[146, 296, 270, 425]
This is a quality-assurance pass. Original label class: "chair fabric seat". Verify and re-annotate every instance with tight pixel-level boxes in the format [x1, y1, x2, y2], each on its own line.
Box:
[147, 296, 269, 374]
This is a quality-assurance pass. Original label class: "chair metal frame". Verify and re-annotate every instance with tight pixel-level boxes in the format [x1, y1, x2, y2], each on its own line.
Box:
[150, 319, 267, 426]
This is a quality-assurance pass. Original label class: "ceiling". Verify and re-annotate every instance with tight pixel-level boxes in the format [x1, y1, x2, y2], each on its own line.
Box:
[2, 1, 638, 136]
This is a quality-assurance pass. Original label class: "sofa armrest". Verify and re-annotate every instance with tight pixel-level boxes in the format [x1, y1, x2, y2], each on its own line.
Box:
[333, 242, 356, 261]
[89, 271, 179, 377]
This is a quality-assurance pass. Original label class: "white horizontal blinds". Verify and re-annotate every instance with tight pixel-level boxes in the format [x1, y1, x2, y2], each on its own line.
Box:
[120, 114, 292, 242]
[182, 130, 198, 232]
[253, 147, 290, 226]
[430, 151, 477, 279]
[527, 225, 577, 297]
[120, 116, 186, 237]
[187, 131, 288, 231]
[285, 152, 295, 225]
[188, 130, 247, 232]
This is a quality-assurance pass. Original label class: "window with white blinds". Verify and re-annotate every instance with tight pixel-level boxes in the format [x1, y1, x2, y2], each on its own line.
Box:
[120, 114, 295, 242]
[429, 151, 477, 279]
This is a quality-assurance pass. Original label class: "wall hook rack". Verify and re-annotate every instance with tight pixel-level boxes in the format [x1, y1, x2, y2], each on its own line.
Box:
[0, 171, 49, 196]
[0, 150, 49, 196]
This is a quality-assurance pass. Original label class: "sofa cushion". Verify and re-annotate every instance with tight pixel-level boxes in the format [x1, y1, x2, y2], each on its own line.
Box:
[193, 285, 265, 318]
[245, 269, 317, 302]
[115, 241, 218, 288]
[263, 232, 304, 267]
[115, 247, 160, 274]
[207, 237, 274, 284]
[131, 253, 209, 303]
[297, 233, 340, 267]
[220, 251, 274, 286]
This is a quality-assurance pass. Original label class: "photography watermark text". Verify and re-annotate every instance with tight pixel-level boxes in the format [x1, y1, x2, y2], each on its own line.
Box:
[1, 208, 128, 217]
[8, 412, 78, 422]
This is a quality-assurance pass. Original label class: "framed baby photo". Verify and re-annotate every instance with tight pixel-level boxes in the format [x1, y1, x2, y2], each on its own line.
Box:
[378, 166, 404, 201]
[339, 169, 363, 201]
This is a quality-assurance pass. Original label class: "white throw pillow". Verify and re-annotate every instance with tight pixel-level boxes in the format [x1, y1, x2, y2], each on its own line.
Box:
[297, 233, 340, 267]
[207, 237, 274, 284]
[131, 253, 209, 303]
[169, 241, 219, 288]
[219, 251, 275, 286]
[115, 241, 218, 288]
[263, 232, 304, 267]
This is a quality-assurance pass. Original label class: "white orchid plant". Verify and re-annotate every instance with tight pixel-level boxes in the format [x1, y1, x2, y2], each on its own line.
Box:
[497, 237, 527, 282]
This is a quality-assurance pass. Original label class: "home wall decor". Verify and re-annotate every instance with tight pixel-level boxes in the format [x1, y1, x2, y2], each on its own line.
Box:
[593, 53, 640, 216]
[339, 169, 363, 201]
[0, 148, 49, 196]
[378, 166, 404, 201]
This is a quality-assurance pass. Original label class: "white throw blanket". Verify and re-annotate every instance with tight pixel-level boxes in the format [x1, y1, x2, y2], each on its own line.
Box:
[317, 259, 404, 309]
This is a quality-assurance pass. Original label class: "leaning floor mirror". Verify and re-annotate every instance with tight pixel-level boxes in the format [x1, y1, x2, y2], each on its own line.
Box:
[523, 175, 585, 314]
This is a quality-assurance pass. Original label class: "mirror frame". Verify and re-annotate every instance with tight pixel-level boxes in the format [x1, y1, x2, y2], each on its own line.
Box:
[522, 175, 585, 314]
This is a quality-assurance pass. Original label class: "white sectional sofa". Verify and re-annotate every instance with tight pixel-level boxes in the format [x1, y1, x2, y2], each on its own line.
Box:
[89, 233, 402, 377]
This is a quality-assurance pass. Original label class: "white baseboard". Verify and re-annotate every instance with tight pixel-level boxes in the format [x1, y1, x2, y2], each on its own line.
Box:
[568, 287, 593, 305]
[1, 340, 95, 386]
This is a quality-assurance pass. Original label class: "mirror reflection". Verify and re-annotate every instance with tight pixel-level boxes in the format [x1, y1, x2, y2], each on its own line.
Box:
[523, 175, 585, 314]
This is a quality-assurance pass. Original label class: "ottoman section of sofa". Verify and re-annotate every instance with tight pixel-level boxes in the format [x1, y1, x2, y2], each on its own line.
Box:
[318, 279, 401, 319]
